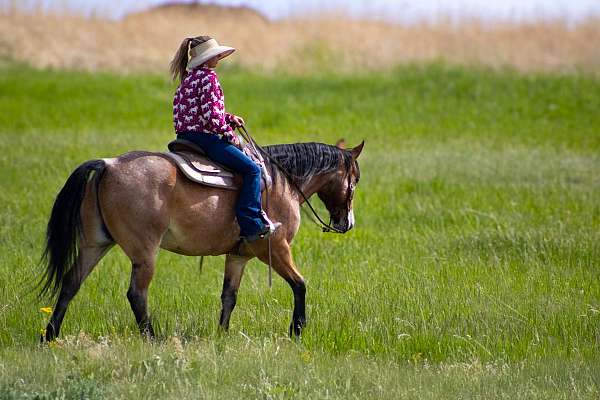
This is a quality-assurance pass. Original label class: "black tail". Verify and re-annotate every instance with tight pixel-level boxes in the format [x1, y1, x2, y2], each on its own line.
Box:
[39, 160, 106, 299]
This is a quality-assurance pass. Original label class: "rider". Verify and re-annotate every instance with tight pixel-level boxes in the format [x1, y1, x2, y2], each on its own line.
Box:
[170, 35, 278, 242]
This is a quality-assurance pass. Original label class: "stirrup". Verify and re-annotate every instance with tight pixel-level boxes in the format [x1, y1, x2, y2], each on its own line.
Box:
[242, 221, 282, 243]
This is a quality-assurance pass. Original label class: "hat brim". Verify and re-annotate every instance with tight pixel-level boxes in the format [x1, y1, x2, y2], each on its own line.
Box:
[186, 46, 235, 71]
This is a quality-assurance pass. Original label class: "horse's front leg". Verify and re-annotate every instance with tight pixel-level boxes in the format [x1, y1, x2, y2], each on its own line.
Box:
[247, 239, 306, 338]
[286, 274, 306, 338]
[219, 254, 250, 331]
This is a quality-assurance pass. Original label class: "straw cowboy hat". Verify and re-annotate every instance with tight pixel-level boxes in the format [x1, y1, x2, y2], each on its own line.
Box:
[186, 38, 235, 71]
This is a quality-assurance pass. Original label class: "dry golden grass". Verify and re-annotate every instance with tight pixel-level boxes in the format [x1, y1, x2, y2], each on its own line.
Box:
[1, 3, 599, 74]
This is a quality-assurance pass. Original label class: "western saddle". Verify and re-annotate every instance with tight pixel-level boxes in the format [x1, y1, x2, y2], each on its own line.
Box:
[164, 139, 271, 191]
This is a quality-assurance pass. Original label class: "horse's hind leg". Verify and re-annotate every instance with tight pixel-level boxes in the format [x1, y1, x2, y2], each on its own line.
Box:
[119, 240, 160, 338]
[45, 244, 113, 341]
[219, 254, 250, 331]
[126, 255, 157, 338]
[105, 226, 161, 338]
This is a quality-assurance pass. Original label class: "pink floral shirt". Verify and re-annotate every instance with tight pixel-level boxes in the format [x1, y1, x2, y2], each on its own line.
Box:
[173, 66, 237, 143]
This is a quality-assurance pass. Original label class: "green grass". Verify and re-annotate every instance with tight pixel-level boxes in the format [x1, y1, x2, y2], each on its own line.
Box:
[0, 62, 599, 398]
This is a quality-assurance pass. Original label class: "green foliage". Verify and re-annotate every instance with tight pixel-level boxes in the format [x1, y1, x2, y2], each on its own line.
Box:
[0, 63, 599, 398]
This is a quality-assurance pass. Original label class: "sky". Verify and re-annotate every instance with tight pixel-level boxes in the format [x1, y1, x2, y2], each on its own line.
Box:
[9, 0, 600, 22]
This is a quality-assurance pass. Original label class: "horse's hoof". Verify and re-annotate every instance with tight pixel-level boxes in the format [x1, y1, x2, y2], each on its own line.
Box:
[139, 324, 156, 341]
[41, 333, 57, 344]
[289, 322, 302, 339]
[41, 325, 58, 343]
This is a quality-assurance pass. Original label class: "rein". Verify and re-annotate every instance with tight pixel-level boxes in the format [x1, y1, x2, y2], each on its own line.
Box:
[237, 126, 345, 234]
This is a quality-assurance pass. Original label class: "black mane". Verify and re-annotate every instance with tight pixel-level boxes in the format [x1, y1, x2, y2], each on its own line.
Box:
[263, 142, 353, 185]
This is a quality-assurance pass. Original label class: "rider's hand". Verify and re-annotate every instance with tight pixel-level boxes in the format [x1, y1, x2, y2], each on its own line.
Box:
[230, 115, 245, 128]
[230, 134, 243, 149]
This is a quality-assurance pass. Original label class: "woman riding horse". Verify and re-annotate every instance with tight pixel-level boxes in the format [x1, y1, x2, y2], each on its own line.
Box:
[39, 37, 364, 342]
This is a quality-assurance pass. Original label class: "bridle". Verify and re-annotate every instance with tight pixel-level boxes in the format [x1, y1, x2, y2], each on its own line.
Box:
[237, 126, 354, 234]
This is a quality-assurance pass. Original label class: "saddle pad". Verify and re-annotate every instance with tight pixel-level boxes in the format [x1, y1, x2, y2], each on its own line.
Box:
[163, 151, 238, 190]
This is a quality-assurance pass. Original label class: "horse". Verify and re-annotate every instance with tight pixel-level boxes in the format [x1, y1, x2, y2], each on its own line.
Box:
[39, 140, 364, 341]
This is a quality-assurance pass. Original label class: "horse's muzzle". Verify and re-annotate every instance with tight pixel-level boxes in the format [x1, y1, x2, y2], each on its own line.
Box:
[331, 208, 355, 233]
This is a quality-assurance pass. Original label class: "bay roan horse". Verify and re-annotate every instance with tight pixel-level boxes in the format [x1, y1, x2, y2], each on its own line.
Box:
[40, 140, 363, 341]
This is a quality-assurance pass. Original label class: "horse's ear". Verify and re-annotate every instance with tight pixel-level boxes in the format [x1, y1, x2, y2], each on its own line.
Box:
[350, 140, 364, 160]
[335, 138, 346, 149]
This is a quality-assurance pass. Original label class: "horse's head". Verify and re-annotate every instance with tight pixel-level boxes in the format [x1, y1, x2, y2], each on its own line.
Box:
[317, 141, 364, 233]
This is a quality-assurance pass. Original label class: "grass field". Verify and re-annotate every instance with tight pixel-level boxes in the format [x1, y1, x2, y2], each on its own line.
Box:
[0, 62, 599, 398]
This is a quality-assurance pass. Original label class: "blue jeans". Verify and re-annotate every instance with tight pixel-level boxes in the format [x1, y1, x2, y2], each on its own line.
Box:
[177, 132, 264, 237]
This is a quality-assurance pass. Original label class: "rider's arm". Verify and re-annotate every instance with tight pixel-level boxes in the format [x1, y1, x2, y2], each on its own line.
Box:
[199, 71, 239, 145]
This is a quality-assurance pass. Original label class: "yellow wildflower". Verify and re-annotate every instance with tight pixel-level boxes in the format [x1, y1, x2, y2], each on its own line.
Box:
[301, 351, 312, 363]
[40, 307, 53, 315]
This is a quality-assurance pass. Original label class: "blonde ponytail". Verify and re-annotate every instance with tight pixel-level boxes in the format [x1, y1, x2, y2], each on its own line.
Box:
[169, 37, 192, 82]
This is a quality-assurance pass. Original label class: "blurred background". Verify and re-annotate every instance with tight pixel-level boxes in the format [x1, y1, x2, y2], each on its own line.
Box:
[1, 0, 599, 74]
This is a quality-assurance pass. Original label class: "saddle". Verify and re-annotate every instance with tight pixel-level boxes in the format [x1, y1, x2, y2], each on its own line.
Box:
[164, 139, 271, 191]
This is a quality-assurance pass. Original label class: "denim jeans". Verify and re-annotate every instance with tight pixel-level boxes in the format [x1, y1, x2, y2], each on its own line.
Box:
[177, 132, 264, 237]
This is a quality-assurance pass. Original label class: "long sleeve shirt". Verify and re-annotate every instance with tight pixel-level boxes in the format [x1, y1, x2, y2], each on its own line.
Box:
[173, 66, 237, 144]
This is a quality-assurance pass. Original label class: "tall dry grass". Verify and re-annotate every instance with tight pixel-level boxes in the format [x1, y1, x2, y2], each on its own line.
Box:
[0, 3, 599, 74]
